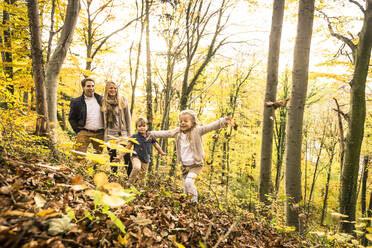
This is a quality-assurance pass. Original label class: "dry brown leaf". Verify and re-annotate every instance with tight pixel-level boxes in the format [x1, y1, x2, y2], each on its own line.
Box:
[71, 175, 84, 185]
[2, 210, 34, 217]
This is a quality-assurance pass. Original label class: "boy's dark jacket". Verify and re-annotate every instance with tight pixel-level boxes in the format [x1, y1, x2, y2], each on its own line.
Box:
[68, 93, 103, 134]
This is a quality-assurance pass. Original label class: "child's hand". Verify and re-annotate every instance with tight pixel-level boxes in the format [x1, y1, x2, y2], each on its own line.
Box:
[113, 156, 121, 162]
[225, 116, 232, 126]
[146, 132, 153, 141]
[160, 152, 167, 156]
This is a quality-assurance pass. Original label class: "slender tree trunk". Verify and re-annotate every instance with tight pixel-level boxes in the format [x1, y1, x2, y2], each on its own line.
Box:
[1, 0, 15, 95]
[340, 0, 372, 233]
[46, 0, 56, 64]
[144, 0, 154, 173]
[259, 0, 285, 204]
[307, 126, 326, 213]
[361, 156, 369, 215]
[27, 0, 49, 137]
[285, 0, 314, 231]
[320, 139, 336, 226]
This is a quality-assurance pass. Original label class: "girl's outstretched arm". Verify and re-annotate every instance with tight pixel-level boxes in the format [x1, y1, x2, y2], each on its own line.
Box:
[149, 128, 179, 139]
[199, 116, 232, 135]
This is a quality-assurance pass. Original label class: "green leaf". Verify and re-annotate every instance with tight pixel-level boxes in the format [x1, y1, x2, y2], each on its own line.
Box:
[106, 211, 126, 234]
[199, 241, 206, 248]
[85, 210, 93, 221]
[66, 207, 76, 221]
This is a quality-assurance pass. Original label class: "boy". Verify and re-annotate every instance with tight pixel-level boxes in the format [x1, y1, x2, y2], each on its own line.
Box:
[114, 117, 166, 184]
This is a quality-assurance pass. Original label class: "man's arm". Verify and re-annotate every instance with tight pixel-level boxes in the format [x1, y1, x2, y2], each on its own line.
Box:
[68, 100, 79, 134]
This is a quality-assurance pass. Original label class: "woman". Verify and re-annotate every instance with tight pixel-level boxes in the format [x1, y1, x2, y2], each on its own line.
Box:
[102, 81, 132, 173]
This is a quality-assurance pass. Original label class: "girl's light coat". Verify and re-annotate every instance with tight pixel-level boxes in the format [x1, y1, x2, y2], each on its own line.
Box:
[150, 118, 228, 165]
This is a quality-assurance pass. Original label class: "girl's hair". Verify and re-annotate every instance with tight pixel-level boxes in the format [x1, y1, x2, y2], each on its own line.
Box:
[179, 109, 199, 126]
[101, 81, 126, 112]
[136, 117, 148, 127]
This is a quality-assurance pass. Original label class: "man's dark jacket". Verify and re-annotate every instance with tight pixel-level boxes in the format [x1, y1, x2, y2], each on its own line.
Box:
[68, 93, 103, 134]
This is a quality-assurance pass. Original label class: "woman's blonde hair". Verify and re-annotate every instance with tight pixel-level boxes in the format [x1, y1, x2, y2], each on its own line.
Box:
[101, 81, 126, 112]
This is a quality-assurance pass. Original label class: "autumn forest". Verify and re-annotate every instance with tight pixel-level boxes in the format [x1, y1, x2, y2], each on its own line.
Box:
[0, 0, 371, 247]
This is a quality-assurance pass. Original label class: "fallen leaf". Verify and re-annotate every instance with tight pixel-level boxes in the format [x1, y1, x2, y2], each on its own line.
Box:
[131, 214, 152, 226]
[94, 172, 108, 187]
[46, 215, 74, 236]
[71, 175, 84, 185]
[72, 184, 88, 191]
[34, 193, 46, 209]
[36, 209, 55, 217]
[102, 194, 126, 208]
[2, 210, 34, 217]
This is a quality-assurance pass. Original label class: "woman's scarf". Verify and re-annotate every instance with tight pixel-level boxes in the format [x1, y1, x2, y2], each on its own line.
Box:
[106, 98, 118, 128]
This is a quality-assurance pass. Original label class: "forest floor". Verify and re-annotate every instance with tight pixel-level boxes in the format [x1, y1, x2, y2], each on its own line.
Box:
[0, 155, 312, 248]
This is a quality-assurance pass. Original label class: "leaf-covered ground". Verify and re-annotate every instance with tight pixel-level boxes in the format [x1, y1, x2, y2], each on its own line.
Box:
[0, 156, 305, 248]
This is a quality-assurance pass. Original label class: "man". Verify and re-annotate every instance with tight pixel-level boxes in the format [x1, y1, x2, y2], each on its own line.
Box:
[69, 78, 104, 157]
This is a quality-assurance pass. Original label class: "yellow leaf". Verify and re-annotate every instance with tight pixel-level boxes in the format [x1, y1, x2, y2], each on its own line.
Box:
[85, 189, 106, 199]
[72, 184, 88, 191]
[366, 227, 372, 233]
[175, 242, 185, 248]
[36, 209, 55, 216]
[94, 172, 108, 187]
[118, 234, 129, 245]
[331, 212, 348, 218]
[102, 195, 126, 208]
[86, 153, 108, 164]
[366, 234, 372, 242]
[104, 183, 132, 197]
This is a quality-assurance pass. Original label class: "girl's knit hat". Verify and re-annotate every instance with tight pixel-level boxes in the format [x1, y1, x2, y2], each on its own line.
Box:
[179, 109, 199, 126]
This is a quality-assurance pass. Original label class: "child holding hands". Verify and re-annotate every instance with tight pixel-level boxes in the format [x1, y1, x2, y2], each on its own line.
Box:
[115, 117, 165, 184]
[149, 110, 232, 202]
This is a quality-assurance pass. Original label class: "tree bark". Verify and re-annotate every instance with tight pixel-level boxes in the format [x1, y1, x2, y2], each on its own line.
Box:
[361, 156, 369, 216]
[340, 0, 372, 233]
[27, 0, 49, 136]
[45, 0, 80, 130]
[1, 0, 15, 95]
[285, 0, 314, 231]
[259, 0, 285, 203]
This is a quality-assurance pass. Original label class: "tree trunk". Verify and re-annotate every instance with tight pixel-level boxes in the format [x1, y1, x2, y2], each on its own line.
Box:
[45, 0, 80, 131]
[274, 72, 289, 194]
[307, 126, 326, 213]
[285, 0, 314, 231]
[1, 0, 15, 95]
[320, 138, 336, 226]
[361, 156, 369, 216]
[259, 0, 285, 204]
[27, 0, 49, 137]
[144, 0, 154, 173]
[340, 0, 372, 233]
